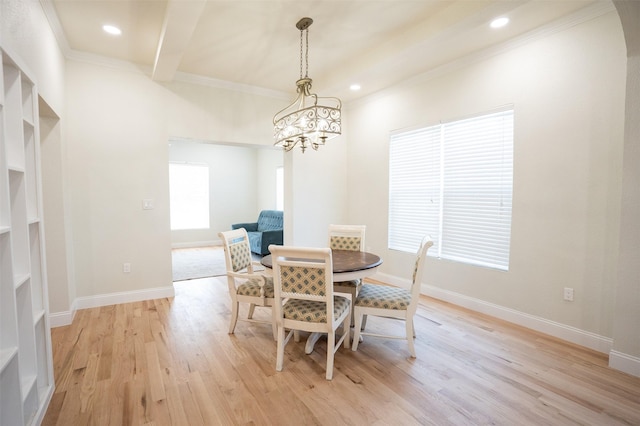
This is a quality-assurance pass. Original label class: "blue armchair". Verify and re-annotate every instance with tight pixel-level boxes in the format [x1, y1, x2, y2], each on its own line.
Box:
[231, 210, 283, 256]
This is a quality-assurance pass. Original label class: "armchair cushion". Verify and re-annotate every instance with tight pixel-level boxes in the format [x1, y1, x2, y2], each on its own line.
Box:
[232, 210, 283, 255]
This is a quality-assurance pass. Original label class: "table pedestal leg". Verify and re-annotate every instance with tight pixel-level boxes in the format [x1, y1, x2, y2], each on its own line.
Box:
[305, 332, 323, 354]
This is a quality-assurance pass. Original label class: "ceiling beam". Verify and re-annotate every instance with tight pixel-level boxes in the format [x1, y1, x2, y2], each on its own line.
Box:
[152, 0, 206, 81]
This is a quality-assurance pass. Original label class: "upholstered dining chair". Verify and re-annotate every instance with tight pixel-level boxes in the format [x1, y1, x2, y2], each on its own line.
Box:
[219, 228, 276, 339]
[351, 236, 433, 357]
[328, 224, 366, 319]
[269, 245, 351, 380]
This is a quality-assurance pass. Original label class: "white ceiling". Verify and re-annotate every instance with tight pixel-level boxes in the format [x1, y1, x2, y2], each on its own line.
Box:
[46, 0, 603, 101]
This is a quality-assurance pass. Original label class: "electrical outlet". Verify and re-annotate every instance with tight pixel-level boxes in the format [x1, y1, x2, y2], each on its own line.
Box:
[123, 263, 131, 273]
[563, 287, 574, 301]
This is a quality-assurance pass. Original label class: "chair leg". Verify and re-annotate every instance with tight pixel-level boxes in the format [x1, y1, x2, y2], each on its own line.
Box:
[361, 314, 368, 331]
[270, 307, 277, 341]
[248, 303, 256, 319]
[229, 301, 239, 334]
[343, 308, 351, 349]
[276, 326, 286, 372]
[406, 317, 416, 358]
[352, 309, 362, 351]
[326, 330, 335, 380]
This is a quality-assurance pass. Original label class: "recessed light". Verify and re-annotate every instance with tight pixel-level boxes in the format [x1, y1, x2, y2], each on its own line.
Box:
[350, 84, 361, 91]
[103, 25, 122, 36]
[490, 17, 509, 29]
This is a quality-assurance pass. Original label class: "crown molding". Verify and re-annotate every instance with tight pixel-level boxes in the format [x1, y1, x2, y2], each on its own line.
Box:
[41, 0, 614, 106]
[347, 1, 616, 110]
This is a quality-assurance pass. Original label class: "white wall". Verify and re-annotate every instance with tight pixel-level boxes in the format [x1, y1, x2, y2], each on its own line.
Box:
[347, 12, 626, 349]
[0, 0, 65, 112]
[64, 59, 288, 306]
[611, 0, 640, 376]
[287, 135, 349, 247]
[169, 141, 283, 247]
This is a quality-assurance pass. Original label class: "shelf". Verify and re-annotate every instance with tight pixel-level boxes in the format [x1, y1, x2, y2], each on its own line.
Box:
[33, 309, 45, 325]
[20, 374, 37, 402]
[0, 107, 8, 229]
[1, 46, 53, 426]
[7, 163, 25, 173]
[1, 355, 24, 426]
[0, 347, 18, 374]
[3, 61, 24, 170]
[9, 169, 30, 278]
[0, 233, 18, 352]
[21, 75, 34, 125]
[14, 272, 30, 290]
[22, 373, 39, 425]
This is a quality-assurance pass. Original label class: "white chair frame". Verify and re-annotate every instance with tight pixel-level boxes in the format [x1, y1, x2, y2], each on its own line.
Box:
[219, 228, 276, 340]
[270, 245, 352, 380]
[328, 224, 366, 321]
[351, 236, 433, 357]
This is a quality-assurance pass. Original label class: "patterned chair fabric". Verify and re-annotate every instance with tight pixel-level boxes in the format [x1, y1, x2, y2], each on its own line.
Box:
[330, 236, 362, 251]
[283, 296, 350, 323]
[270, 245, 352, 380]
[351, 236, 433, 358]
[355, 284, 411, 310]
[229, 240, 252, 272]
[237, 276, 275, 298]
[280, 266, 327, 296]
[328, 225, 367, 310]
[219, 228, 276, 339]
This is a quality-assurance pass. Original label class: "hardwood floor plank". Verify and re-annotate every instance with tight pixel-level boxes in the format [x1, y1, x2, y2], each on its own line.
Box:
[43, 277, 640, 425]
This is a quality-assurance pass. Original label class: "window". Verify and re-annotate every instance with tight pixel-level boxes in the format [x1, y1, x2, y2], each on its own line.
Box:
[388, 108, 514, 270]
[169, 163, 210, 230]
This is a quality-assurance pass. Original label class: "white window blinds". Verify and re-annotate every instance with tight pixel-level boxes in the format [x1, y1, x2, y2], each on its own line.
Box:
[388, 109, 514, 270]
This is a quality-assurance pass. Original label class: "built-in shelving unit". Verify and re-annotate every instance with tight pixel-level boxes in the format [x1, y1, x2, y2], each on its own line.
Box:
[0, 47, 54, 426]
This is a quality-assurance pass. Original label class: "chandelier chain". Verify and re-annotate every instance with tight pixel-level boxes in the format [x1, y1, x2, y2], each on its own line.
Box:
[299, 28, 310, 79]
[299, 29, 303, 79]
[305, 29, 309, 78]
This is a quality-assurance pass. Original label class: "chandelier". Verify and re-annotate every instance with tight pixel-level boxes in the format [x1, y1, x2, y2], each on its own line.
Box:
[273, 17, 342, 153]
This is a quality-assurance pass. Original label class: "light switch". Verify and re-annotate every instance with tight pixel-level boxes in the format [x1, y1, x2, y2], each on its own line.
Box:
[142, 199, 154, 210]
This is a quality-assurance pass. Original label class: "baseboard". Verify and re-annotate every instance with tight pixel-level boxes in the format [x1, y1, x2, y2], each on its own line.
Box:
[609, 350, 640, 378]
[49, 286, 175, 326]
[49, 310, 75, 328]
[171, 240, 221, 249]
[372, 271, 613, 355]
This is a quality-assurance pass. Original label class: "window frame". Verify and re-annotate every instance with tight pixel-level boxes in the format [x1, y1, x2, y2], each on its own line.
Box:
[388, 107, 514, 271]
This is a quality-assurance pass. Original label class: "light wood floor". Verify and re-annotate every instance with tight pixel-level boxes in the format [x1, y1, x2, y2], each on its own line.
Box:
[43, 277, 640, 425]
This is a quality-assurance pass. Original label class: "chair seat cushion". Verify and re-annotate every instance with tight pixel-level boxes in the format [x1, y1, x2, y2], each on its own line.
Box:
[333, 279, 362, 289]
[355, 284, 411, 310]
[283, 296, 350, 323]
[237, 276, 274, 298]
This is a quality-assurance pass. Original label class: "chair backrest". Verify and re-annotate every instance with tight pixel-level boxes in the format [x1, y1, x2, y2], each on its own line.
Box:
[409, 236, 434, 313]
[269, 245, 335, 317]
[328, 224, 366, 252]
[219, 228, 255, 274]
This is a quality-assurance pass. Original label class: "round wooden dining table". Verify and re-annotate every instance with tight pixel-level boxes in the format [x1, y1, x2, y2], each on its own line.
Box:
[261, 249, 382, 353]
[260, 249, 382, 281]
